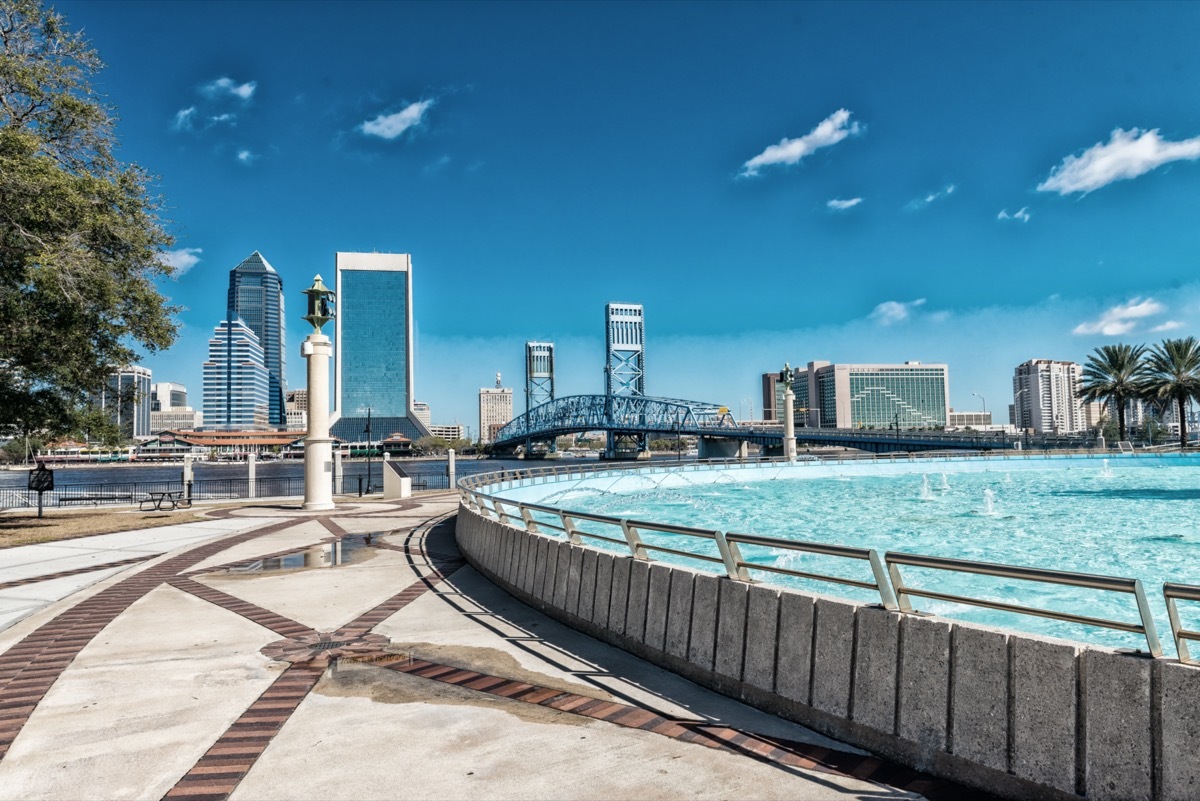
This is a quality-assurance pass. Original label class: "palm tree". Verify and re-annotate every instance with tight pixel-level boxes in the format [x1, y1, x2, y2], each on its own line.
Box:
[1079, 343, 1147, 442]
[1141, 337, 1200, 449]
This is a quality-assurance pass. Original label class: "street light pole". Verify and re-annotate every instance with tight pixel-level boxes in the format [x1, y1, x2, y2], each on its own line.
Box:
[972, 392, 987, 413]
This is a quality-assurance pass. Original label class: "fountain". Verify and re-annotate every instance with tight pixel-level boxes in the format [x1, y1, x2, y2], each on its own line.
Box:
[919, 474, 934, 501]
[982, 488, 996, 515]
[1099, 459, 1114, 478]
[940, 473, 950, 491]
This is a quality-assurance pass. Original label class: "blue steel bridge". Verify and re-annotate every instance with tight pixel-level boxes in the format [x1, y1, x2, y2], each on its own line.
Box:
[491, 394, 1021, 456]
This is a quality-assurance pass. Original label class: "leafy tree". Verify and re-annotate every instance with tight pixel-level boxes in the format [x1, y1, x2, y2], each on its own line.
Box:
[1141, 337, 1200, 449]
[413, 435, 450, 455]
[0, 0, 178, 439]
[1078, 344, 1147, 442]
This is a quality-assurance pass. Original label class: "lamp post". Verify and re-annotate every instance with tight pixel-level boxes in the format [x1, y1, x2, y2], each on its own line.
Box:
[972, 392, 987, 414]
[780, 364, 797, 462]
[301, 275, 336, 511]
[362, 407, 373, 494]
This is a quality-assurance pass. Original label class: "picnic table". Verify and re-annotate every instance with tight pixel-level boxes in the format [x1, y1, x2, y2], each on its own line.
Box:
[140, 490, 191, 511]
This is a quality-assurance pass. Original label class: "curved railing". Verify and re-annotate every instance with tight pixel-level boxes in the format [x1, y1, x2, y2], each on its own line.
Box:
[459, 452, 1200, 659]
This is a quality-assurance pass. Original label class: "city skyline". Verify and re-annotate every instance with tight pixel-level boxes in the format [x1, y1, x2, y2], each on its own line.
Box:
[58, 1, 1200, 427]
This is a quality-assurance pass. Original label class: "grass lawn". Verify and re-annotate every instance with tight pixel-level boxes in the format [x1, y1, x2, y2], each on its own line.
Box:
[0, 507, 210, 548]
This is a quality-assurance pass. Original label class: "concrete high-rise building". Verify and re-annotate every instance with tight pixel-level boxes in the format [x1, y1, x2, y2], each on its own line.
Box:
[227, 252, 286, 427]
[202, 319, 270, 430]
[789, 361, 949, 429]
[1012, 359, 1085, 434]
[100, 365, 152, 440]
[332, 252, 430, 442]
[150, 382, 188, 412]
[479, 373, 513, 444]
[412, 400, 432, 427]
[761, 372, 780, 422]
[604, 303, 645, 396]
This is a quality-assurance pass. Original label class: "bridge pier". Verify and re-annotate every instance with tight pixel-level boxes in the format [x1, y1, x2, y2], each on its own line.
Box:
[698, 438, 747, 460]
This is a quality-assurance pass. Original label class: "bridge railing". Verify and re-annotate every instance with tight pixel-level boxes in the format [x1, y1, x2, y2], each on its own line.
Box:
[460, 452, 1175, 656]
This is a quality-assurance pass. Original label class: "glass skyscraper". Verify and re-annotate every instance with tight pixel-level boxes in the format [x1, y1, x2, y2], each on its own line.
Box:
[100, 365, 152, 440]
[227, 252, 286, 426]
[202, 319, 270, 430]
[331, 252, 430, 442]
[791, 360, 949, 429]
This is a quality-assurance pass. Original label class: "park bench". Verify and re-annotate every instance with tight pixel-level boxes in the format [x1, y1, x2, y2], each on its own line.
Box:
[139, 490, 191, 512]
[59, 494, 135, 506]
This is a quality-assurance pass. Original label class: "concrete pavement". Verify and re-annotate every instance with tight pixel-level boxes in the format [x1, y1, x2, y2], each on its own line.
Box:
[0, 493, 976, 800]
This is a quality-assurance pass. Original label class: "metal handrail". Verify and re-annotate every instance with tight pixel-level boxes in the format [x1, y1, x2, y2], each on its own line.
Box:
[1163, 582, 1200, 665]
[885, 551, 1162, 656]
[459, 451, 1184, 658]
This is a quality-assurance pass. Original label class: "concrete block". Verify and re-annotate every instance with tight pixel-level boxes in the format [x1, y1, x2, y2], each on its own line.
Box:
[532, 537, 549, 600]
[688, 573, 720, 672]
[1156, 659, 1200, 801]
[1082, 650, 1151, 801]
[552, 541, 572, 611]
[1011, 636, 1078, 794]
[518, 534, 536, 595]
[664, 569, 694, 659]
[714, 580, 749, 680]
[851, 605, 899, 734]
[774, 591, 815, 706]
[509, 529, 526, 585]
[811, 598, 856, 717]
[577, 549, 598, 620]
[527, 535, 545, 596]
[742, 585, 781, 692]
[608, 557, 631, 634]
[643, 564, 672, 651]
[897, 614, 951, 752]
[537, 537, 558, 603]
[625, 560, 651, 640]
[565, 545, 584, 616]
[950, 624, 1010, 773]
[591, 551, 614, 628]
[495, 527, 512, 581]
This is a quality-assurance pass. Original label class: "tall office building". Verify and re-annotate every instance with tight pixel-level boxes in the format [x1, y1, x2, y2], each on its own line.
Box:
[789, 361, 949, 429]
[761, 372, 780, 422]
[412, 401, 432, 427]
[99, 365, 152, 440]
[202, 319, 270, 430]
[604, 303, 645, 396]
[1012, 359, 1085, 434]
[227, 252, 286, 427]
[150, 382, 188, 412]
[479, 373, 514, 444]
[332, 252, 431, 442]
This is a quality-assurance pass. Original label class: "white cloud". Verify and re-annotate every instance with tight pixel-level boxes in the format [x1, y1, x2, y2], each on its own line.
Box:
[424, 154, 452, 174]
[998, 206, 1031, 223]
[827, 197, 863, 211]
[906, 183, 955, 210]
[1038, 127, 1200, 195]
[201, 77, 257, 101]
[739, 109, 862, 178]
[360, 99, 435, 140]
[209, 113, 237, 126]
[171, 107, 197, 131]
[1150, 320, 1185, 333]
[236, 149, 258, 165]
[870, 298, 926, 325]
[163, 247, 202, 275]
[1072, 297, 1166, 336]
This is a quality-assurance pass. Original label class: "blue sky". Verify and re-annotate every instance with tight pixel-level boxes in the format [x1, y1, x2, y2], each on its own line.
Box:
[61, 1, 1200, 429]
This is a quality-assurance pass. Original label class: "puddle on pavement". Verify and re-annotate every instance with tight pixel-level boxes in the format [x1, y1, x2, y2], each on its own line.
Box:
[216, 534, 380, 575]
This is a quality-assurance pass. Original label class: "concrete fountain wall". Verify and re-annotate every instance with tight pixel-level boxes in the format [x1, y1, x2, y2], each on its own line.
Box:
[456, 463, 1200, 801]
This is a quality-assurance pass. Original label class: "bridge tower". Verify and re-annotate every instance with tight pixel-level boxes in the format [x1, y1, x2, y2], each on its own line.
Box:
[525, 341, 555, 453]
[603, 302, 648, 458]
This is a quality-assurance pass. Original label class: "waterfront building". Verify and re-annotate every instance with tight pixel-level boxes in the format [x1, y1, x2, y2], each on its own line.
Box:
[790, 360, 949, 429]
[151, 382, 188, 412]
[227, 252, 287, 427]
[1012, 359, 1085, 434]
[427, 423, 466, 441]
[150, 409, 203, 431]
[947, 409, 997, 430]
[332, 252, 430, 442]
[99, 365, 153, 440]
[604, 303, 645, 396]
[202, 319, 270, 430]
[479, 373, 513, 444]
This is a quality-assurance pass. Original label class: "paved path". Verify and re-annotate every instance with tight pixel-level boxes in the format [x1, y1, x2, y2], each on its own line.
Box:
[0, 494, 987, 800]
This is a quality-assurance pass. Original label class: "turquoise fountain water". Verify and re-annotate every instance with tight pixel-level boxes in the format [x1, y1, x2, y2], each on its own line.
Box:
[543, 455, 1200, 653]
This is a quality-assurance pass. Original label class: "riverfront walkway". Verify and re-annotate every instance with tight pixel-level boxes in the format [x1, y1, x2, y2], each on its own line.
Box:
[0, 494, 983, 800]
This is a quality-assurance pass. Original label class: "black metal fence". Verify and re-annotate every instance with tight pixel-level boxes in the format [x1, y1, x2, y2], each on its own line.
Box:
[0, 471, 453, 511]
